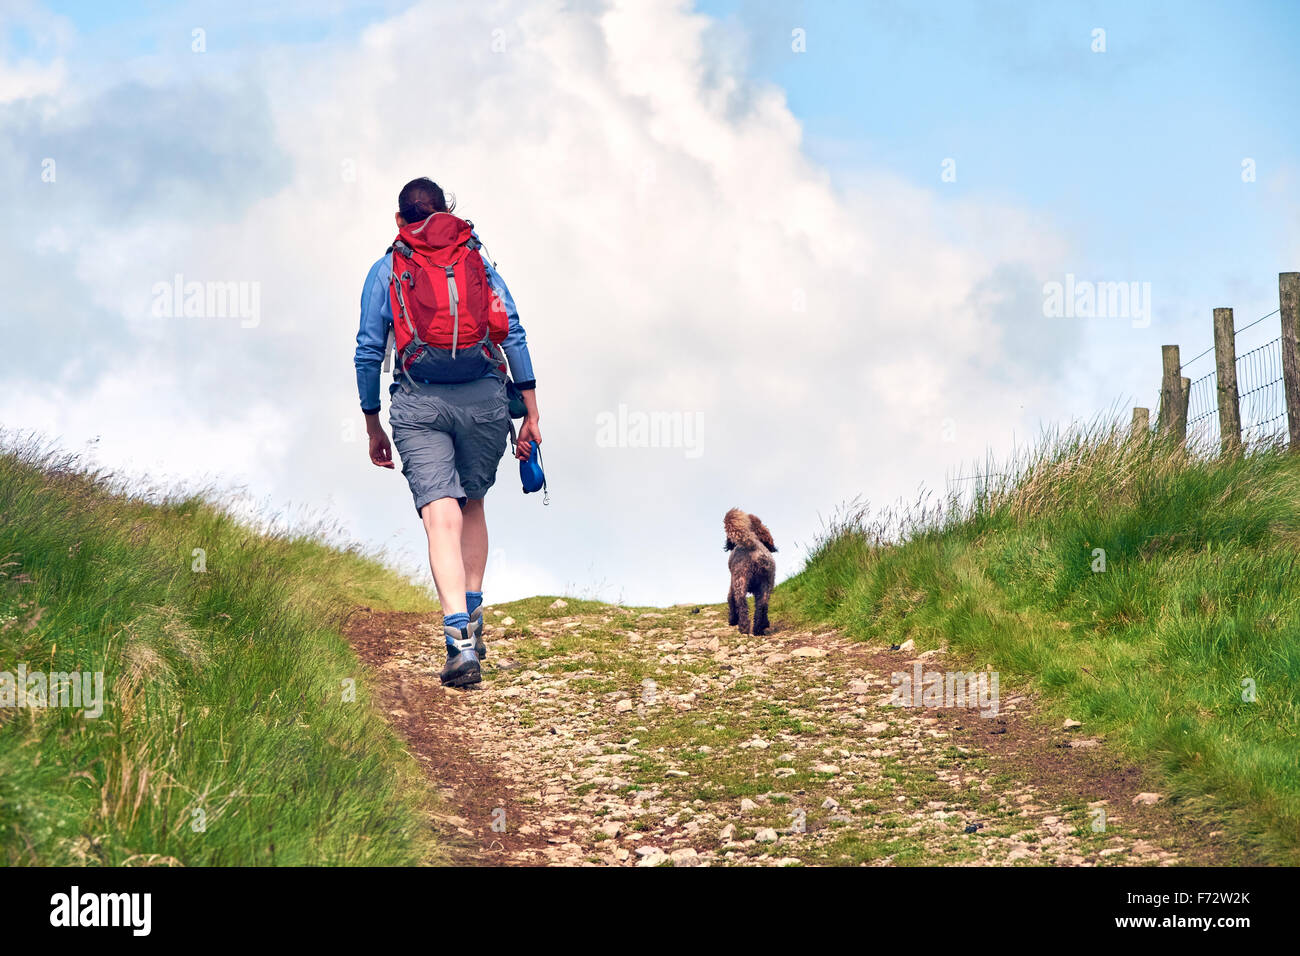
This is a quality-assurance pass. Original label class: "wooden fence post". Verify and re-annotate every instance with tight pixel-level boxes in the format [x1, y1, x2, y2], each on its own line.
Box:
[1281, 273, 1300, 449]
[1213, 307, 1241, 455]
[1131, 406, 1149, 440]
[1159, 344, 1181, 436]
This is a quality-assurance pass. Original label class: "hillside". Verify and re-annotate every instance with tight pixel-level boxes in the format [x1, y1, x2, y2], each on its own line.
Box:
[780, 426, 1300, 861]
[0, 442, 440, 866]
[2, 427, 1294, 866]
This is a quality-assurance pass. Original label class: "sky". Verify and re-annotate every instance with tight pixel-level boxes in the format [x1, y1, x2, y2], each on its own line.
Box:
[2, 0, 1298, 605]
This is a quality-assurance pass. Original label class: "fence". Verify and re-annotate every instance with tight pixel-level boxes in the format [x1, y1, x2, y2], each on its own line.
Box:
[948, 271, 1299, 497]
[1137, 272, 1300, 455]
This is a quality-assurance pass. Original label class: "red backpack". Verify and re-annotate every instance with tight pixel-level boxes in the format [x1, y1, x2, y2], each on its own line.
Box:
[388, 213, 509, 383]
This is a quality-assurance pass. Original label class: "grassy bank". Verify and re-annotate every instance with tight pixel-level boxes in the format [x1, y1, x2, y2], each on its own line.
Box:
[0, 441, 440, 866]
[778, 427, 1300, 861]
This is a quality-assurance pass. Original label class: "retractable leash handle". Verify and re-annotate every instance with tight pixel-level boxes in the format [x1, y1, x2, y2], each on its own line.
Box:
[519, 440, 548, 504]
[491, 341, 547, 504]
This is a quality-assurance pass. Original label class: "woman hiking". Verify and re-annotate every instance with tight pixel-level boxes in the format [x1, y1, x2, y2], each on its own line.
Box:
[353, 177, 541, 688]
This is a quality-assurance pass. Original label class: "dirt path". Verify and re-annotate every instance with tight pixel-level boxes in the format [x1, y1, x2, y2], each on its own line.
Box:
[345, 601, 1237, 866]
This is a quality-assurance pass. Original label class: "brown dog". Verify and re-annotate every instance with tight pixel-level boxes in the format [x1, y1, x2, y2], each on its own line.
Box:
[724, 508, 777, 635]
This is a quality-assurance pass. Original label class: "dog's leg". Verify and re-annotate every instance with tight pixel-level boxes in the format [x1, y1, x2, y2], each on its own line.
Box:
[731, 581, 750, 635]
[727, 586, 739, 626]
[754, 589, 771, 636]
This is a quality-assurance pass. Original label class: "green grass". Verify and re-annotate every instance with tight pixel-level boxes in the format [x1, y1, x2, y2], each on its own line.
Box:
[0, 441, 441, 865]
[777, 423, 1300, 862]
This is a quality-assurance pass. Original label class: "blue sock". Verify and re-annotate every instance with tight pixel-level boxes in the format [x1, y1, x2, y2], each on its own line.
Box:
[466, 591, 483, 615]
[444, 611, 470, 636]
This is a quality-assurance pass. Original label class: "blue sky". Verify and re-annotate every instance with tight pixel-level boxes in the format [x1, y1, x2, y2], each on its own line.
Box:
[3, 1, 1298, 603]
[696, 0, 1300, 401]
[34, 0, 406, 50]
[21, 0, 1300, 397]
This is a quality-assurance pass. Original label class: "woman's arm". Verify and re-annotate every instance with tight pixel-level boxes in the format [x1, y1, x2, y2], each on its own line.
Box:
[477, 243, 541, 458]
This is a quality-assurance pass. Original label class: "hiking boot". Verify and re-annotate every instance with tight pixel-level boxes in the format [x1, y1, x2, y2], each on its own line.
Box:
[440, 625, 481, 688]
[469, 606, 487, 659]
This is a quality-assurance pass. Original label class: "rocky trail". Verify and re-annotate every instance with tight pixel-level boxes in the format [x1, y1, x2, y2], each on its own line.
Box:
[345, 599, 1234, 867]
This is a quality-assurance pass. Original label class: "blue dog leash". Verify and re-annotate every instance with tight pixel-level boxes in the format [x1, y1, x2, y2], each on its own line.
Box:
[519, 440, 549, 505]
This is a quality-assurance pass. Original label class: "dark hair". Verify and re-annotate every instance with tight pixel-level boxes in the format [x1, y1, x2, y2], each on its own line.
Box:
[398, 177, 453, 223]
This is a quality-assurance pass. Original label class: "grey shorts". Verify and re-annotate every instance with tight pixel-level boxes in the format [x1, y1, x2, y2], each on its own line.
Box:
[388, 375, 511, 515]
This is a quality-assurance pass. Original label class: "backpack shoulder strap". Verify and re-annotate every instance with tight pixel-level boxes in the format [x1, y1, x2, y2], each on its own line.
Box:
[379, 248, 396, 374]
[387, 246, 425, 387]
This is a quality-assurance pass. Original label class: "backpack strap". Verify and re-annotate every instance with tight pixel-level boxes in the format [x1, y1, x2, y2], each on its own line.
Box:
[444, 264, 459, 354]
[467, 224, 495, 265]
[389, 248, 426, 389]
[381, 251, 397, 374]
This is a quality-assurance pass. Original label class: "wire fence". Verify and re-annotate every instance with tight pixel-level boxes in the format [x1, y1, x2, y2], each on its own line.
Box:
[1181, 309, 1286, 450]
[946, 284, 1296, 497]
[954, 311, 1286, 495]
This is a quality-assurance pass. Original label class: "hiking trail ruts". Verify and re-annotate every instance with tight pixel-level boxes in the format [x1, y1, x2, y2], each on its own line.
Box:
[345, 602, 1237, 867]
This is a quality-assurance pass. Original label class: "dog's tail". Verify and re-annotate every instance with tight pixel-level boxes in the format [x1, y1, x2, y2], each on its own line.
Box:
[724, 507, 760, 550]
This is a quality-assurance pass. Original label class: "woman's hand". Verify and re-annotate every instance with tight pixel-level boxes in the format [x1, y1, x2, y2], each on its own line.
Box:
[516, 417, 541, 460]
[515, 389, 541, 460]
[366, 414, 395, 468]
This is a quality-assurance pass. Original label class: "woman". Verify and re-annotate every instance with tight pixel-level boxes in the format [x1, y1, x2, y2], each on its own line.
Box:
[353, 177, 541, 687]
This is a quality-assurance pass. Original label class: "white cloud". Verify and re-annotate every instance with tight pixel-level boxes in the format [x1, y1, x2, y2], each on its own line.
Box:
[0, 56, 63, 103]
[1, 357, 290, 496]
[0, 2, 69, 104]
[1, 0, 1073, 605]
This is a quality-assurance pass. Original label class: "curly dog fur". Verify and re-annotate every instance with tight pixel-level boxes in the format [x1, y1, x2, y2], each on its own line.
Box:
[724, 508, 777, 635]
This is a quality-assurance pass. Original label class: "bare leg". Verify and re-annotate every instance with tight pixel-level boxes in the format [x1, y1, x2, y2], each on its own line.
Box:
[421, 497, 467, 616]
[461, 497, 489, 592]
